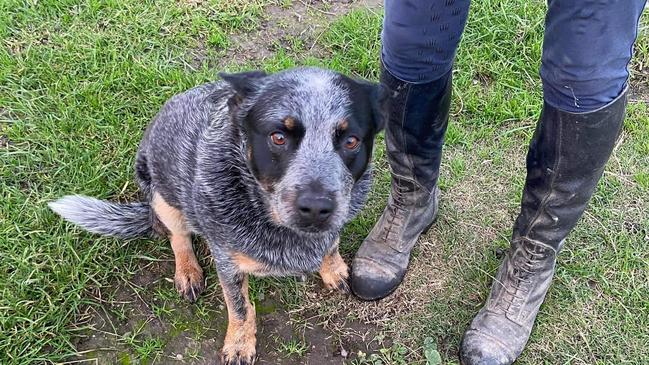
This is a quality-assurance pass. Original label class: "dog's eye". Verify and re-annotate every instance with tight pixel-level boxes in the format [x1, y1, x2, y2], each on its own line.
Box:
[344, 136, 360, 150]
[270, 132, 286, 146]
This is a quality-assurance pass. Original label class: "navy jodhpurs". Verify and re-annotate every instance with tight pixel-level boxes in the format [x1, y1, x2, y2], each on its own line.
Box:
[382, 0, 647, 112]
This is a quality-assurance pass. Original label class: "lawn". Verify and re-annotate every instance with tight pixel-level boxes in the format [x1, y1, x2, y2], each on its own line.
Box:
[1, 0, 648, 364]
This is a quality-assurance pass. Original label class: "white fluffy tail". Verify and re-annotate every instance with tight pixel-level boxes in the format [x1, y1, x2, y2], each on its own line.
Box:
[49, 195, 153, 239]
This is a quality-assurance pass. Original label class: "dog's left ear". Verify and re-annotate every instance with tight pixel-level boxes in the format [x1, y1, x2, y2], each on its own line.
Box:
[219, 70, 268, 109]
[370, 83, 387, 132]
[353, 78, 387, 133]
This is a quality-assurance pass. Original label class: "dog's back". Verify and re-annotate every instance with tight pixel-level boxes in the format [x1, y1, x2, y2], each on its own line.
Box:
[135, 82, 231, 208]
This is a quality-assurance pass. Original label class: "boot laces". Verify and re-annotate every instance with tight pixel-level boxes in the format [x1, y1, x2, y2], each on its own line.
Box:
[382, 183, 409, 241]
[501, 243, 547, 311]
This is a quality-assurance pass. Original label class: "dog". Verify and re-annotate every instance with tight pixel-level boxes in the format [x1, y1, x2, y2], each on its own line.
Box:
[49, 67, 385, 364]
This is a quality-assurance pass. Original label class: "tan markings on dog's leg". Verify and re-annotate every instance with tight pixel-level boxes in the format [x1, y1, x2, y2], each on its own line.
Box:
[319, 241, 350, 293]
[221, 275, 257, 365]
[152, 193, 204, 302]
[231, 252, 266, 275]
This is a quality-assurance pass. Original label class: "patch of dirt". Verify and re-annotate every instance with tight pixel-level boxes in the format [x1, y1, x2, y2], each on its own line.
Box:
[72, 260, 222, 364]
[257, 304, 383, 364]
[630, 81, 649, 103]
[194, 0, 383, 69]
[0, 135, 11, 148]
[72, 259, 383, 364]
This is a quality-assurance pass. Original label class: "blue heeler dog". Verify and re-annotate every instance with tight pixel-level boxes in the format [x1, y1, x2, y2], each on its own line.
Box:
[49, 67, 385, 364]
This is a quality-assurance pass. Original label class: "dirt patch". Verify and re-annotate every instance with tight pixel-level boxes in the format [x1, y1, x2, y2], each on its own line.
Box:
[0, 135, 11, 148]
[256, 304, 382, 364]
[630, 82, 649, 103]
[72, 258, 383, 364]
[72, 260, 220, 364]
[198, 0, 383, 68]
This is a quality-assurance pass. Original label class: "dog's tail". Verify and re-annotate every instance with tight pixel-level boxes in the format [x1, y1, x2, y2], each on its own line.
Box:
[48, 195, 153, 239]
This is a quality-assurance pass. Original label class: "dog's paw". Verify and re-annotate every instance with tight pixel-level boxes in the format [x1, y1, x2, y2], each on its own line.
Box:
[320, 255, 350, 293]
[220, 342, 257, 365]
[174, 260, 205, 302]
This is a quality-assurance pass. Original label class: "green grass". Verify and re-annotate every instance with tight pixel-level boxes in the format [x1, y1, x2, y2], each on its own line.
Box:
[1, 0, 648, 364]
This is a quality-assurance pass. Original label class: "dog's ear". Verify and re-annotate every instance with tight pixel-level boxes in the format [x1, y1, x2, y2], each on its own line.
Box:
[370, 83, 387, 132]
[354, 79, 387, 133]
[219, 70, 268, 108]
[351, 78, 389, 133]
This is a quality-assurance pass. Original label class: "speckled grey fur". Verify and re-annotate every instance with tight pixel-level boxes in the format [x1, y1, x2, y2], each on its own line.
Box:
[49, 67, 380, 305]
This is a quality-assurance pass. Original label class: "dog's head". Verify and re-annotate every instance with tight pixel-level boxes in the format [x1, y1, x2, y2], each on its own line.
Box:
[220, 67, 385, 234]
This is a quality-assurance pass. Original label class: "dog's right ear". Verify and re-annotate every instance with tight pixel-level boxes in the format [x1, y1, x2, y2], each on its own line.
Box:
[219, 71, 268, 109]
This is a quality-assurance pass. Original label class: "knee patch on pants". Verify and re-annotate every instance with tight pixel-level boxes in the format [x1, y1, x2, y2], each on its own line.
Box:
[540, 0, 646, 112]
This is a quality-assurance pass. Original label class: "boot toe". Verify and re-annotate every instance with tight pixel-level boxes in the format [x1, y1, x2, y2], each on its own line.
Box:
[350, 257, 404, 301]
[460, 330, 515, 365]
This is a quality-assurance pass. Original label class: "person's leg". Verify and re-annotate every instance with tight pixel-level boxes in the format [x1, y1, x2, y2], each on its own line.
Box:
[351, 0, 471, 300]
[381, 0, 471, 83]
[460, 2, 647, 365]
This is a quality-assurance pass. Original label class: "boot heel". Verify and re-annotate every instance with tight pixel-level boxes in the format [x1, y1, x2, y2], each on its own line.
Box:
[422, 201, 440, 234]
[422, 215, 438, 234]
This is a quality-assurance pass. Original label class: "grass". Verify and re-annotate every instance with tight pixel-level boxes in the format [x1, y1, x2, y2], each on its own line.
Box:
[1, 0, 648, 364]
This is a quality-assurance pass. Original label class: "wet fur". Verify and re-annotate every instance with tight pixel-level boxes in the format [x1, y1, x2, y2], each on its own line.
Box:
[50, 67, 383, 364]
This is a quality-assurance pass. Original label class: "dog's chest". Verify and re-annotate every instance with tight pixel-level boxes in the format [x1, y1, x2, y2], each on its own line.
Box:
[231, 231, 336, 276]
[232, 241, 331, 277]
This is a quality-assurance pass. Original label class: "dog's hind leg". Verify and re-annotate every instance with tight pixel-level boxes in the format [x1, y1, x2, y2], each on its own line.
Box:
[319, 238, 350, 293]
[218, 268, 257, 365]
[152, 193, 205, 302]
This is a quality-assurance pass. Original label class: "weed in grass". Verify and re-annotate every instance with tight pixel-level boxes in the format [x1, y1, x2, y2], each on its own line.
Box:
[133, 337, 165, 362]
[634, 172, 649, 190]
[276, 337, 309, 357]
[151, 301, 175, 319]
[279, 0, 293, 10]
[353, 344, 410, 365]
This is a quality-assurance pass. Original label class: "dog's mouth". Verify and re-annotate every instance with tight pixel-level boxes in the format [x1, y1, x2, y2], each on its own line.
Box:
[291, 220, 335, 234]
[267, 198, 342, 235]
[268, 206, 338, 234]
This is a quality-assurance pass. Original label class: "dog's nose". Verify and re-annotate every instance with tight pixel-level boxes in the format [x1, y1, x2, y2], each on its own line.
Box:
[296, 194, 335, 223]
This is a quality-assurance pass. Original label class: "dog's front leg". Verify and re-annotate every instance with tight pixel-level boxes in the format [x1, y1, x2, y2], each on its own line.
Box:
[319, 238, 350, 293]
[218, 266, 256, 365]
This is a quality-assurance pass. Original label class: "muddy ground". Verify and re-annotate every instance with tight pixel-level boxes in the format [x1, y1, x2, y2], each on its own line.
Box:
[73, 259, 385, 364]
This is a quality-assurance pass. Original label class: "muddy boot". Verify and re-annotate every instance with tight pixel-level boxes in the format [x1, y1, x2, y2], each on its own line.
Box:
[350, 65, 452, 301]
[460, 90, 628, 365]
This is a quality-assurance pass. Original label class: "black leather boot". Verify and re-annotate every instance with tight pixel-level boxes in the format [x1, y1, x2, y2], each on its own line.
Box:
[350, 65, 452, 301]
[460, 89, 628, 365]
